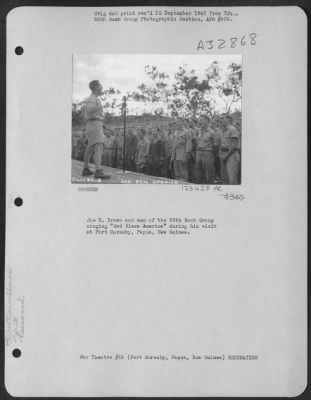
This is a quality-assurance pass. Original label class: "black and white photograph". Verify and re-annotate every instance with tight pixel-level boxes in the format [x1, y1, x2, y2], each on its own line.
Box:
[5, 5, 308, 398]
[72, 54, 242, 184]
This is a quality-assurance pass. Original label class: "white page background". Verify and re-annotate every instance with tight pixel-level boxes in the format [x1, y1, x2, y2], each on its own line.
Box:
[5, 6, 307, 397]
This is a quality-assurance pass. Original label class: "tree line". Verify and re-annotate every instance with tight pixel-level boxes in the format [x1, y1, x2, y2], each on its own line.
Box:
[72, 61, 242, 126]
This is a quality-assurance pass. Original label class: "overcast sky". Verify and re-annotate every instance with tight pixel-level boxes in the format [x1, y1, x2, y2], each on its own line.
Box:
[73, 54, 242, 102]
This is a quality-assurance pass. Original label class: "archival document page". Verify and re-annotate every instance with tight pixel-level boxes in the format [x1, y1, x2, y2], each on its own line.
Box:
[5, 6, 307, 397]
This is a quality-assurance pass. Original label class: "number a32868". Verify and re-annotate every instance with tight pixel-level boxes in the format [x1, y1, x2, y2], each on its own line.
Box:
[197, 34, 257, 51]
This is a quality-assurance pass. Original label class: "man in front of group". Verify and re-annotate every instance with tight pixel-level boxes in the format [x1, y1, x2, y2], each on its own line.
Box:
[82, 80, 110, 179]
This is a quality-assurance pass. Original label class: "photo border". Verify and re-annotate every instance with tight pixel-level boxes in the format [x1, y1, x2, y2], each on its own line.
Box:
[0, 1, 309, 399]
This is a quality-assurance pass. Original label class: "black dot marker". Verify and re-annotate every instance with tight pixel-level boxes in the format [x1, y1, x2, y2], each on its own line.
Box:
[12, 348, 21, 358]
[15, 46, 24, 55]
[14, 197, 23, 207]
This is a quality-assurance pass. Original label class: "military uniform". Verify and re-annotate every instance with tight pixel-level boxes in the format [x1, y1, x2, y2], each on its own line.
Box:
[117, 136, 124, 169]
[149, 137, 167, 177]
[171, 130, 192, 181]
[213, 127, 223, 181]
[76, 134, 88, 161]
[83, 94, 105, 171]
[125, 133, 138, 171]
[187, 128, 197, 183]
[136, 136, 150, 173]
[158, 138, 168, 177]
[219, 124, 240, 184]
[72, 135, 78, 159]
[111, 135, 118, 168]
[165, 135, 174, 179]
[102, 135, 115, 167]
[195, 127, 217, 184]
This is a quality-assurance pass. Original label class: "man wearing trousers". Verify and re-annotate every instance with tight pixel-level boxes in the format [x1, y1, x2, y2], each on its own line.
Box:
[195, 117, 218, 184]
[171, 120, 192, 181]
[82, 80, 110, 179]
[219, 115, 241, 184]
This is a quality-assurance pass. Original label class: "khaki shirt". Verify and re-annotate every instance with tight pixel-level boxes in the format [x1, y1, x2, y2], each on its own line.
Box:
[171, 130, 192, 161]
[197, 128, 217, 151]
[136, 137, 150, 165]
[84, 94, 104, 121]
[221, 125, 240, 150]
[219, 124, 241, 161]
[103, 136, 115, 150]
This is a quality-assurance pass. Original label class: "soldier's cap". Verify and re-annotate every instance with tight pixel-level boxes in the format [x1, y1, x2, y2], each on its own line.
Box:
[89, 80, 101, 91]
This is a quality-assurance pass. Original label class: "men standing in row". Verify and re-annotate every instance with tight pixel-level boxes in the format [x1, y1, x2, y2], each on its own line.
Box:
[77, 105, 241, 183]
[82, 80, 110, 179]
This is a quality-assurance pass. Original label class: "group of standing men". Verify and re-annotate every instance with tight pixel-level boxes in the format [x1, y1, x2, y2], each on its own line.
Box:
[79, 80, 241, 184]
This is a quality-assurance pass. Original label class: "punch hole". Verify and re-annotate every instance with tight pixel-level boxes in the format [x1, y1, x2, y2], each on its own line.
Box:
[14, 197, 23, 207]
[12, 348, 21, 358]
[15, 46, 24, 55]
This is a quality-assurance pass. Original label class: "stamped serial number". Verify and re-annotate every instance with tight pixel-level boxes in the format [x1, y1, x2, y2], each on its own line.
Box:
[197, 33, 257, 51]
